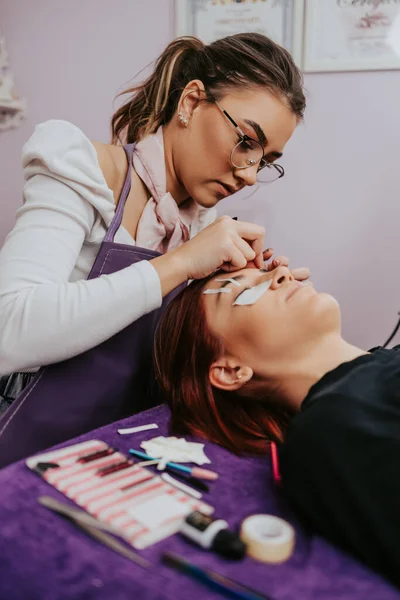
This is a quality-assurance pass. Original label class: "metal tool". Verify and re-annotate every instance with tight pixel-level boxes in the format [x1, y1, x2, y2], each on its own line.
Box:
[38, 496, 151, 568]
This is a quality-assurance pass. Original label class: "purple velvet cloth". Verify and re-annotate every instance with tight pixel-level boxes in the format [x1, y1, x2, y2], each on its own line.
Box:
[0, 404, 398, 600]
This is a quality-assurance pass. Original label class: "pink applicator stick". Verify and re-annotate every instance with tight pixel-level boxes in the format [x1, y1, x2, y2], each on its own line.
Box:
[128, 449, 218, 481]
[270, 441, 281, 486]
[189, 467, 218, 481]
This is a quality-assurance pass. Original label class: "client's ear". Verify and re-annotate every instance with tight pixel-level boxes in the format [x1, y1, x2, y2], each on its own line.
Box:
[209, 358, 253, 391]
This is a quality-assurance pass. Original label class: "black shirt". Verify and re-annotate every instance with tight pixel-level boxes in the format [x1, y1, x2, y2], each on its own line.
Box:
[280, 345, 400, 588]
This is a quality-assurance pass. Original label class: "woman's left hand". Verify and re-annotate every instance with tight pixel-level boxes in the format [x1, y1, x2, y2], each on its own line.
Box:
[254, 248, 311, 281]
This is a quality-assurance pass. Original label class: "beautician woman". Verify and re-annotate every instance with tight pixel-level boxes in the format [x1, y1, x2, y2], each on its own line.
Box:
[0, 33, 306, 466]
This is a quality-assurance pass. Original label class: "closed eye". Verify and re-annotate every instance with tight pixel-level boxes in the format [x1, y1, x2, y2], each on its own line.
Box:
[215, 270, 269, 304]
[234, 286, 250, 301]
[219, 275, 245, 290]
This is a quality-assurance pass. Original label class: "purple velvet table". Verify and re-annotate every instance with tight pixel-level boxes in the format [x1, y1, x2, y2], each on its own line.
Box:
[0, 404, 398, 600]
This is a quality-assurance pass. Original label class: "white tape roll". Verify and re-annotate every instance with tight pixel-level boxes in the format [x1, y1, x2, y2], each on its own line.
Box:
[240, 514, 295, 564]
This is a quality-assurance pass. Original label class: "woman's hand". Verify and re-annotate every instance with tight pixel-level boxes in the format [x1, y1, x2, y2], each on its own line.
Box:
[174, 216, 266, 280]
[262, 248, 310, 281]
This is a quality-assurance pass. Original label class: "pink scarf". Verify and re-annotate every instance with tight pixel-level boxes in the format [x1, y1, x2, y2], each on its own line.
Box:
[133, 127, 202, 253]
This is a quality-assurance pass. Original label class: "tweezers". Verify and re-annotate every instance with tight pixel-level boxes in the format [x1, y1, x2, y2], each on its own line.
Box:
[38, 496, 151, 568]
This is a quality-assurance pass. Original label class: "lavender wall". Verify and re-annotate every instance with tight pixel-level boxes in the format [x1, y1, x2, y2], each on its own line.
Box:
[0, 0, 174, 233]
[1, 1, 400, 349]
[221, 71, 400, 349]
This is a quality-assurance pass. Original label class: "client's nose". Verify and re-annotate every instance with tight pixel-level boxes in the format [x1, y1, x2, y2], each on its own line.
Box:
[269, 266, 294, 289]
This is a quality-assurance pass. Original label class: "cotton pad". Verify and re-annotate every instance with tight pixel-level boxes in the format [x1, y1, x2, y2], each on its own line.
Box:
[233, 279, 272, 306]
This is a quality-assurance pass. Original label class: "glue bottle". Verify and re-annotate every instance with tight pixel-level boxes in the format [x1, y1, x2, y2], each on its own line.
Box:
[180, 510, 246, 560]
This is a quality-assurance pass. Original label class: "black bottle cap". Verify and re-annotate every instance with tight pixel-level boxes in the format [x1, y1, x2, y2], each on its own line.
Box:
[212, 529, 247, 560]
[33, 462, 60, 476]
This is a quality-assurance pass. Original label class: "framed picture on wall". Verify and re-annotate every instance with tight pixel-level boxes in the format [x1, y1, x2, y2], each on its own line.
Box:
[303, 0, 400, 73]
[174, 0, 305, 65]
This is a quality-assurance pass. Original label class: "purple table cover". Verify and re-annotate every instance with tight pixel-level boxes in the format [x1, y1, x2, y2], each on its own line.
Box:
[0, 404, 398, 600]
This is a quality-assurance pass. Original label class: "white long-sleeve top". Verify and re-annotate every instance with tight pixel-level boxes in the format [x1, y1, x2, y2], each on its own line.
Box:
[0, 120, 216, 375]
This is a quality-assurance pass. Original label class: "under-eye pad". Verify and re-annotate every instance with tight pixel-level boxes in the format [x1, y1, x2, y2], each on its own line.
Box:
[233, 279, 272, 306]
[203, 288, 232, 295]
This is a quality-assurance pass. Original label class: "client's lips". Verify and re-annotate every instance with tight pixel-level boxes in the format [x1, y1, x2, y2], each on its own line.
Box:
[286, 282, 303, 301]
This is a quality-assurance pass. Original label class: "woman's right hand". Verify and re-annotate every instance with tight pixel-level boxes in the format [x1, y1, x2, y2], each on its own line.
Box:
[151, 216, 265, 297]
[176, 216, 266, 280]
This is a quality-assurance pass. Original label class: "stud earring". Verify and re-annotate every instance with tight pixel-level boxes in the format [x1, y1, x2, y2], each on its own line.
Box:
[178, 111, 189, 127]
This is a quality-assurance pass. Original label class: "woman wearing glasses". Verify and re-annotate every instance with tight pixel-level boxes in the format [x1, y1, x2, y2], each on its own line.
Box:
[0, 33, 306, 466]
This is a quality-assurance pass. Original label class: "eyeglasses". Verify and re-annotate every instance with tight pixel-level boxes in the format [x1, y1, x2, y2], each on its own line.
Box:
[213, 100, 284, 184]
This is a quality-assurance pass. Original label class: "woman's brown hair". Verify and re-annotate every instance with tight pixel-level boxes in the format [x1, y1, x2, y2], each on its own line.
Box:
[153, 274, 293, 455]
[111, 33, 305, 144]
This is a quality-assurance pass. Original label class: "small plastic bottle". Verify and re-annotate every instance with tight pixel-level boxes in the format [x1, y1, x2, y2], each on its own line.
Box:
[180, 510, 246, 560]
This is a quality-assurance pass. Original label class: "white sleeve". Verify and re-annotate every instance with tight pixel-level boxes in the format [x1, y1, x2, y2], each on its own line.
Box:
[0, 121, 162, 375]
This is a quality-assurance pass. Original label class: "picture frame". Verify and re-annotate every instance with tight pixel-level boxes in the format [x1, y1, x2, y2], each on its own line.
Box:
[0, 34, 26, 132]
[174, 0, 305, 66]
[303, 0, 400, 73]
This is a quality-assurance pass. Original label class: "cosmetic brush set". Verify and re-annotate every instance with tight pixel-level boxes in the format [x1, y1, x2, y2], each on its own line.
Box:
[27, 439, 216, 550]
[29, 431, 291, 600]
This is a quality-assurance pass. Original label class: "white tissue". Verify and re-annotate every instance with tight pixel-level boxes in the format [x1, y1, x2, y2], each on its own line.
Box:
[233, 279, 272, 306]
[140, 436, 211, 467]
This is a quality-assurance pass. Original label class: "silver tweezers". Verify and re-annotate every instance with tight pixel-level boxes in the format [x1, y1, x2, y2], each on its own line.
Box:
[38, 496, 151, 568]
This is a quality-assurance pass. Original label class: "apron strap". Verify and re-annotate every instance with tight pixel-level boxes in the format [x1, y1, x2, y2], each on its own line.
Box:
[104, 143, 136, 243]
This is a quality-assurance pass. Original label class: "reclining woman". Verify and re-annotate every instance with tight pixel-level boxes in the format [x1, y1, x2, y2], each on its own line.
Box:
[154, 265, 400, 589]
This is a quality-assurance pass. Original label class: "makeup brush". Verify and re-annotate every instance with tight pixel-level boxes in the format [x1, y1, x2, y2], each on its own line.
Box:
[128, 449, 218, 481]
[163, 552, 270, 600]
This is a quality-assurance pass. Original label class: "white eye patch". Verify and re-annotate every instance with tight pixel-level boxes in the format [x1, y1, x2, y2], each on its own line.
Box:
[203, 278, 241, 295]
[233, 279, 273, 306]
[215, 278, 241, 287]
[203, 287, 232, 295]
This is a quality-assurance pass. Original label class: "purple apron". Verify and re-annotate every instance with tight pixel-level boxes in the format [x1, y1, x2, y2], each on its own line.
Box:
[0, 144, 184, 469]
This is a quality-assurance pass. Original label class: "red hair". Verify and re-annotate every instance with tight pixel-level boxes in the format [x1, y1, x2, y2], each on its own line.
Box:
[154, 273, 292, 455]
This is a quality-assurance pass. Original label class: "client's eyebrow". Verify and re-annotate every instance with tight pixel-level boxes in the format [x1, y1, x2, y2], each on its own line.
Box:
[244, 119, 283, 159]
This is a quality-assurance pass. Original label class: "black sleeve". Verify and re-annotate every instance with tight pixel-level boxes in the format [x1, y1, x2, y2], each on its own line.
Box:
[280, 392, 400, 588]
